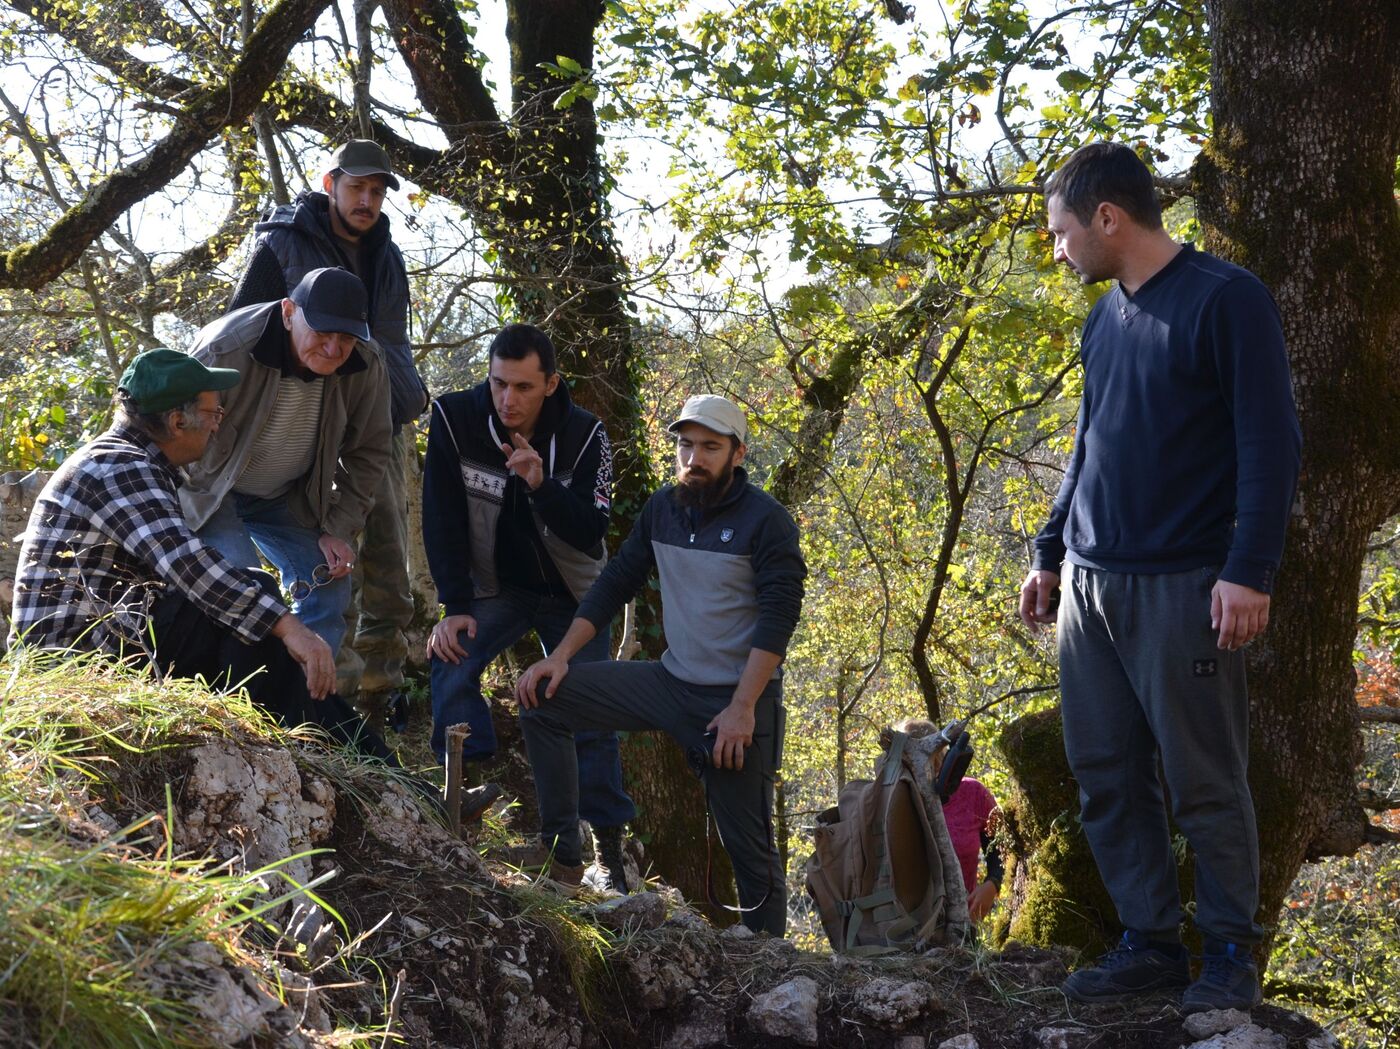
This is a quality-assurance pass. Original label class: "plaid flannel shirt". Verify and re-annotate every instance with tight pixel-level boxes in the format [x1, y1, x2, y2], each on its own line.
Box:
[9, 425, 287, 654]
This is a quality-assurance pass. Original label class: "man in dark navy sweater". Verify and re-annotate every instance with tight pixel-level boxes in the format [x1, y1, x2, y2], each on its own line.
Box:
[1018, 143, 1300, 1012]
[513, 394, 806, 933]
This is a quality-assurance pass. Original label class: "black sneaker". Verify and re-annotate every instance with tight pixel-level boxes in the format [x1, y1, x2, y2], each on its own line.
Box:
[594, 825, 630, 894]
[1182, 941, 1262, 1013]
[460, 782, 503, 824]
[1062, 932, 1190, 1002]
[388, 689, 411, 733]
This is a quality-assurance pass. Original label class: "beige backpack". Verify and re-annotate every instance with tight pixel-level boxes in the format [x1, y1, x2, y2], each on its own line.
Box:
[805, 731, 970, 954]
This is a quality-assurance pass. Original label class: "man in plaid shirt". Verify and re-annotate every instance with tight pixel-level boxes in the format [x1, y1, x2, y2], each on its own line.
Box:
[9, 348, 392, 758]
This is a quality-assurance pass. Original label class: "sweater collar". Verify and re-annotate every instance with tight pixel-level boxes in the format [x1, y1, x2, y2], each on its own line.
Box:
[1121, 242, 1192, 301]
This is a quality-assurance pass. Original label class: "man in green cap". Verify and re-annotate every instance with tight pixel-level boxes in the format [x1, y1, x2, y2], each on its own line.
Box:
[8, 349, 394, 759]
[229, 138, 427, 726]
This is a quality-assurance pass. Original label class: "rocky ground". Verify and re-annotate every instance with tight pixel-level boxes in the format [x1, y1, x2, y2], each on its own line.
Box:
[34, 709, 1338, 1049]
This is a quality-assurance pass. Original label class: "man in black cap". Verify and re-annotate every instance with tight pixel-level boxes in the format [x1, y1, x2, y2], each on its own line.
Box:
[229, 139, 427, 721]
[180, 268, 391, 662]
[9, 349, 394, 759]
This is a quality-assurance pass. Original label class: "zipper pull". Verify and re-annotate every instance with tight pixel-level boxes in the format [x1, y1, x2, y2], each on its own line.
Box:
[689, 533, 695, 543]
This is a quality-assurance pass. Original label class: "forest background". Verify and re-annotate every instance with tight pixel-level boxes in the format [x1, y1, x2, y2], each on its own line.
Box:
[1, 0, 1398, 1043]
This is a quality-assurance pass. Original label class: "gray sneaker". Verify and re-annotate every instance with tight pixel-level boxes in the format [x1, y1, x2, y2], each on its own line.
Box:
[1182, 941, 1263, 1013]
[1062, 932, 1191, 1003]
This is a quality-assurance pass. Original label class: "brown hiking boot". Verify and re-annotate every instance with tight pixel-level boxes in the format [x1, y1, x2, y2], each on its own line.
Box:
[500, 839, 584, 894]
[546, 861, 585, 893]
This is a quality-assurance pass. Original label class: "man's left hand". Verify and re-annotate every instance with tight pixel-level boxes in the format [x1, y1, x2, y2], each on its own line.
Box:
[1210, 579, 1271, 651]
[319, 534, 356, 579]
[706, 702, 756, 771]
[502, 432, 544, 490]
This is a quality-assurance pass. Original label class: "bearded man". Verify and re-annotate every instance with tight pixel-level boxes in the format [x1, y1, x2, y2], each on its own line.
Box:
[512, 394, 806, 932]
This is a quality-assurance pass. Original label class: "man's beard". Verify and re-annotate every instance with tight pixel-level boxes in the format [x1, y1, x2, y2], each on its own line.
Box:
[674, 462, 734, 509]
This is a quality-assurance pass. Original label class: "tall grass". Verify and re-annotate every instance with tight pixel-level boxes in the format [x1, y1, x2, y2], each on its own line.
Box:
[0, 650, 339, 1047]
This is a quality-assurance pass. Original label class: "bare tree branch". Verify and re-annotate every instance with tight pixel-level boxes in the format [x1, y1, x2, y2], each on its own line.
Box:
[1, 0, 196, 98]
[1363, 823, 1400, 846]
[0, 0, 331, 290]
[1358, 704, 1400, 724]
[1357, 786, 1400, 811]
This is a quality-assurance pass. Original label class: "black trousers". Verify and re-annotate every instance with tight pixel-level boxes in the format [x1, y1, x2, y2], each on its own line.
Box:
[148, 580, 396, 764]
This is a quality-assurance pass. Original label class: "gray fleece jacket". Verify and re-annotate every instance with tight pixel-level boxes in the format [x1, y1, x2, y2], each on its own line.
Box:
[178, 301, 391, 542]
[576, 468, 806, 686]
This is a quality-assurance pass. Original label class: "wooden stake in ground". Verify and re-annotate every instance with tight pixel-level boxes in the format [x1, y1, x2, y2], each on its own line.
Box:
[444, 723, 470, 837]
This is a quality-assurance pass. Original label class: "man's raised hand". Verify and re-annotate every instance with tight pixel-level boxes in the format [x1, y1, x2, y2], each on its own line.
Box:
[502, 431, 544, 490]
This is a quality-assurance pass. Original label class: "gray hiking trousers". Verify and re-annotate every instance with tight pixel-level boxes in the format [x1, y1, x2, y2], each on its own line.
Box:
[1058, 562, 1264, 945]
[519, 660, 786, 935]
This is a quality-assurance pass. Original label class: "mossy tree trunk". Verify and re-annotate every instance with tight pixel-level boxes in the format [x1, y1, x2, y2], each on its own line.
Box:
[998, 2, 1400, 965]
[1194, 0, 1400, 957]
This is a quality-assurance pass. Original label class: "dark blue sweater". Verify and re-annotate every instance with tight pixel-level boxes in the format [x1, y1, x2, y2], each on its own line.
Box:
[1032, 245, 1301, 593]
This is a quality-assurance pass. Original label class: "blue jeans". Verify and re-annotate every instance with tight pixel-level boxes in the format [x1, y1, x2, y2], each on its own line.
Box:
[430, 586, 636, 830]
[195, 492, 351, 656]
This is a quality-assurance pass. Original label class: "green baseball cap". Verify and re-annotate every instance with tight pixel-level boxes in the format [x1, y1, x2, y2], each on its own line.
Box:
[118, 348, 240, 414]
[330, 139, 400, 191]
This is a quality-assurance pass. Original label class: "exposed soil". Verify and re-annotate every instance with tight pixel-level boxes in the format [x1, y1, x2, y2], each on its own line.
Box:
[55, 703, 1339, 1049]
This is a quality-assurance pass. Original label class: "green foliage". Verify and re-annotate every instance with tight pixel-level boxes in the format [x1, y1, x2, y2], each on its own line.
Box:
[0, 358, 113, 469]
[1267, 720, 1400, 1046]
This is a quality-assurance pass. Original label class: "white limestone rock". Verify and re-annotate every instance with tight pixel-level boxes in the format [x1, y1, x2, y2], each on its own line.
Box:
[851, 976, 936, 1028]
[748, 975, 819, 1047]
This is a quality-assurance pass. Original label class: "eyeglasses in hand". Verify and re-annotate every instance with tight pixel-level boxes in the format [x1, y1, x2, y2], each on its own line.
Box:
[289, 563, 335, 602]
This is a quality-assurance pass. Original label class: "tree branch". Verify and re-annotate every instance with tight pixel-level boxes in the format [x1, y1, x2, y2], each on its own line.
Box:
[1356, 786, 1400, 812]
[0, 0, 333, 290]
[2, 0, 196, 97]
[381, 0, 499, 130]
[1363, 823, 1400, 846]
[1358, 704, 1400, 724]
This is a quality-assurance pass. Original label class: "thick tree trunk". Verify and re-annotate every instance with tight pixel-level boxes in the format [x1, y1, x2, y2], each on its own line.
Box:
[623, 733, 740, 921]
[382, 0, 721, 897]
[1000, 1, 1400, 965]
[1195, 0, 1400, 956]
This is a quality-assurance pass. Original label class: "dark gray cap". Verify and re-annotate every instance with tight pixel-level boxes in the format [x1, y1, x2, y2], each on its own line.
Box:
[289, 268, 371, 340]
[330, 139, 400, 191]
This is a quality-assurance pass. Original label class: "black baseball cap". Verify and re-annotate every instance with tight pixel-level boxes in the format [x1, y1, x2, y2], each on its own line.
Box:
[119, 348, 241, 413]
[288, 268, 371, 340]
[330, 139, 400, 191]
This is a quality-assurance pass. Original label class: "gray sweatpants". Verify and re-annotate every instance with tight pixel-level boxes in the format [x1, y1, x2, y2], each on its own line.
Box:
[1058, 562, 1263, 945]
[519, 660, 786, 935]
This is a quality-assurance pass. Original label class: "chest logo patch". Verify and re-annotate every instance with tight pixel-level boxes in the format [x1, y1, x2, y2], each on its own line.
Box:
[720, 528, 734, 543]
